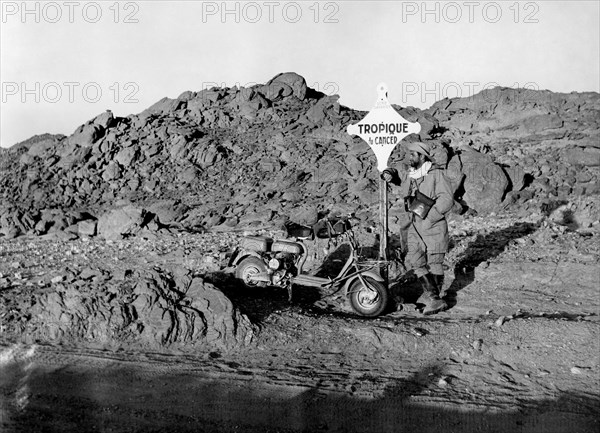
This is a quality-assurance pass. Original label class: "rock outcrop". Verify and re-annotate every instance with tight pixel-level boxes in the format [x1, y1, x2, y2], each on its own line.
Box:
[1, 75, 599, 238]
[22, 267, 254, 351]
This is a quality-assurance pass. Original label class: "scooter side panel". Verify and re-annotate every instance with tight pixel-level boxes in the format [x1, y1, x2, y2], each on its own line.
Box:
[272, 240, 303, 254]
[240, 236, 273, 252]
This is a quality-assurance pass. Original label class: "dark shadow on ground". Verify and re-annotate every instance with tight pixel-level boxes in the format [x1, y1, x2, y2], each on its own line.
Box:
[442, 221, 539, 310]
[207, 271, 323, 325]
[390, 222, 540, 311]
[3, 359, 599, 433]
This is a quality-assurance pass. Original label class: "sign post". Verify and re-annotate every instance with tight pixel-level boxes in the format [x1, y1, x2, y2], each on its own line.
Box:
[347, 83, 421, 261]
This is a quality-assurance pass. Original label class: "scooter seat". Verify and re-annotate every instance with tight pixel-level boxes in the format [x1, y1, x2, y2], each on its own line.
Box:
[286, 224, 313, 239]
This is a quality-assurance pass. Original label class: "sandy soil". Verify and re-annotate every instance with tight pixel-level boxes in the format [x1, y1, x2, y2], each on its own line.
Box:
[0, 214, 599, 432]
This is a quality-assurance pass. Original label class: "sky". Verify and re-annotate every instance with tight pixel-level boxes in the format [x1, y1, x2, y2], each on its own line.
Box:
[1, 0, 599, 148]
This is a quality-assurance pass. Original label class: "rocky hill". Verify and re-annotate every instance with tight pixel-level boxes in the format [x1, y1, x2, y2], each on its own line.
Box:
[1, 72, 598, 239]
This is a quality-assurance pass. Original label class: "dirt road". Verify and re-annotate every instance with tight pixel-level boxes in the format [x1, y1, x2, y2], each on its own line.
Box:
[1, 215, 599, 432]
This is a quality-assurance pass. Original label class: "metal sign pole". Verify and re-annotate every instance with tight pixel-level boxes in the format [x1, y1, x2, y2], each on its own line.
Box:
[379, 177, 388, 261]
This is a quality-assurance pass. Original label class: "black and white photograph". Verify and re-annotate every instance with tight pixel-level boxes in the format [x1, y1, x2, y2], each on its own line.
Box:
[1, 1, 599, 432]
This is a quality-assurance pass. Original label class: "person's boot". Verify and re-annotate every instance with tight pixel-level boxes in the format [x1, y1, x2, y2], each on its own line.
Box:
[433, 273, 445, 298]
[418, 273, 447, 315]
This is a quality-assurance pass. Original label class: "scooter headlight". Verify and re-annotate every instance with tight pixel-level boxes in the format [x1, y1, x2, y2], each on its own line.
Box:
[268, 258, 281, 270]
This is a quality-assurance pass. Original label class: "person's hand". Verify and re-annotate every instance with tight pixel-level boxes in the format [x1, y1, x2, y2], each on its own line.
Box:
[381, 168, 395, 183]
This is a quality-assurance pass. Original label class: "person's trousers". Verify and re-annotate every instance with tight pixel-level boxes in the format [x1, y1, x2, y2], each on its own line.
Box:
[406, 231, 445, 277]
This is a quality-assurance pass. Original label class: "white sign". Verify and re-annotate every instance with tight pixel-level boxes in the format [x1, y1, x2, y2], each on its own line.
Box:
[347, 83, 421, 171]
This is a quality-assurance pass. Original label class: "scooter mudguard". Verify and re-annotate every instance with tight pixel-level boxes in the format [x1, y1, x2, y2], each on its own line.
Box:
[227, 248, 240, 267]
[230, 250, 263, 267]
[343, 271, 385, 295]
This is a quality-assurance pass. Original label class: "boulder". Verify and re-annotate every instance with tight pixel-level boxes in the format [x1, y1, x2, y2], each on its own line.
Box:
[314, 159, 348, 183]
[429, 140, 449, 168]
[563, 148, 600, 167]
[27, 137, 58, 157]
[193, 144, 220, 167]
[305, 95, 340, 125]
[69, 123, 104, 147]
[102, 161, 122, 181]
[114, 146, 137, 166]
[176, 90, 197, 101]
[459, 147, 509, 213]
[144, 97, 185, 115]
[238, 209, 274, 227]
[345, 154, 363, 177]
[257, 82, 294, 102]
[178, 165, 201, 183]
[24, 268, 254, 350]
[93, 110, 116, 129]
[78, 219, 97, 236]
[197, 88, 224, 104]
[504, 165, 526, 191]
[445, 156, 464, 195]
[288, 203, 319, 226]
[521, 114, 563, 133]
[237, 92, 270, 119]
[396, 106, 438, 140]
[0, 225, 20, 239]
[19, 153, 35, 165]
[97, 205, 147, 240]
[236, 87, 255, 102]
[268, 72, 307, 100]
[146, 200, 189, 224]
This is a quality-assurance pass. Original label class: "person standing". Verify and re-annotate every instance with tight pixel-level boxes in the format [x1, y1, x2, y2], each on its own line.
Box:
[382, 141, 454, 315]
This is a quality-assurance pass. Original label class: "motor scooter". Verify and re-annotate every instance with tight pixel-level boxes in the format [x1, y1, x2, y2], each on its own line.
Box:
[228, 217, 389, 317]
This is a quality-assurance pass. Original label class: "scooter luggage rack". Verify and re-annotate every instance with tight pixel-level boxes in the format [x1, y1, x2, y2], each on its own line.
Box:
[355, 259, 388, 275]
[356, 259, 388, 267]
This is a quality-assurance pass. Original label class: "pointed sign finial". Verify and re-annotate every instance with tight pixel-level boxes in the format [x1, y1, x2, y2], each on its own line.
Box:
[377, 82, 388, 102]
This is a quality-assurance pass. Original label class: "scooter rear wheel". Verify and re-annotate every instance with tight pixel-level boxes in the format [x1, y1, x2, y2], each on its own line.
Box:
[235, 257, 267, 288]
[348, 277, 388, 317]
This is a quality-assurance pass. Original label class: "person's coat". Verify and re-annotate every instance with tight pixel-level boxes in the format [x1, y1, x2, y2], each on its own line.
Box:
[386, 166, 454, 254]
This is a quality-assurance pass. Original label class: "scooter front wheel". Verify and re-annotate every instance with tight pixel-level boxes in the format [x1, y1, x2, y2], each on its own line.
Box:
[235, 257, 267, 288]
[348, 277, 388, 317]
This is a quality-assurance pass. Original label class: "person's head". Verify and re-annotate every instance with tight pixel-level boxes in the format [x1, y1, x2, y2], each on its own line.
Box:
[406, 142, 431, 169]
